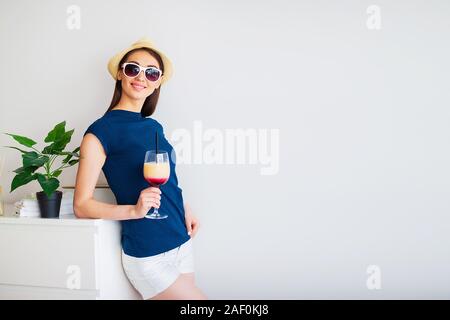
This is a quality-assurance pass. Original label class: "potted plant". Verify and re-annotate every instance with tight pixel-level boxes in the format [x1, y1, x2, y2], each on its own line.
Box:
[3, 121, 80, 218]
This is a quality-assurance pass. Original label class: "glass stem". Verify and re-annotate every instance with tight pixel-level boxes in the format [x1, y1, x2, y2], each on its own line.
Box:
[153, 185, 160, 216]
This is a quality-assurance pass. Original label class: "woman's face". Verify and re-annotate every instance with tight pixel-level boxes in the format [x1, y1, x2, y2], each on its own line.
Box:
[117, 49, 162, 101]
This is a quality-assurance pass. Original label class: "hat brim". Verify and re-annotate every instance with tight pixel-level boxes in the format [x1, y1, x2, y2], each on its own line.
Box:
[107, 38, 173, 85]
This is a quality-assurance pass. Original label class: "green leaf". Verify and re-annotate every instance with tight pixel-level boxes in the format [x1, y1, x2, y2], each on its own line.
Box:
[56, 129, 74, 150]
[4, 133, 37, 148]
[13, 165, 39, 174]
[61, 156, 69, 164]
[62, 154, 72, 164]
[55, 151, 78, 156]
[3, 146, 29, 154]
[52, 170, 62, 178]
[44, 121, 66, 143]
[42, 129, 74, 154]
[41, 145, 53, 155]
[68, 159, 79, 166]
[62, 147, 81, 164]
[36, 174, 60, 197]
[22, 152, 49, 168]
[10, 171, 37, 192]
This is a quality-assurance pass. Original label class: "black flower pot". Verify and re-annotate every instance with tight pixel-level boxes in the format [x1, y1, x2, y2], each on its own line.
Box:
[36, 191, 62, 218]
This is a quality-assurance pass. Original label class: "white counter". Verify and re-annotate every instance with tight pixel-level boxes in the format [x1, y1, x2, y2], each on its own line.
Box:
[0, 204, 140, 300]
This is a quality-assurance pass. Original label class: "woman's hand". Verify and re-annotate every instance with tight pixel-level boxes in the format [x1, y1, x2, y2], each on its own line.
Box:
[131, 187, 161, 219]
[184, 202, 200, 238]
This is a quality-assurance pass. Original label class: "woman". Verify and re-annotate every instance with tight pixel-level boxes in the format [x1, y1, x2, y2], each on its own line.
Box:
[74, 38, 207, 300]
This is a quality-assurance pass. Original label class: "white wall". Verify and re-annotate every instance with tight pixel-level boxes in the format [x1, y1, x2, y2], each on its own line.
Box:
[1, 0, 449, 299]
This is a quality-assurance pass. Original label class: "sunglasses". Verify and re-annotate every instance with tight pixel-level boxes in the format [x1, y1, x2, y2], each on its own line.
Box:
[121, 62, 163, 82]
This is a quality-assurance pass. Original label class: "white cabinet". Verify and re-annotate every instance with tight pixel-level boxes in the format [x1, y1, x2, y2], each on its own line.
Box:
[0, 204, 140, 300]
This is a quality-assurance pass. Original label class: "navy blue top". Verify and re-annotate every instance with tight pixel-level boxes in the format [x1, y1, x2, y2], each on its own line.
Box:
[83, 109, 190, 257]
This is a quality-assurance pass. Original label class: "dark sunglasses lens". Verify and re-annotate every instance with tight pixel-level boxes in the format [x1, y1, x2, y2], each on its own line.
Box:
[145, 68, 161, 81]
[124, 64, 140, 77]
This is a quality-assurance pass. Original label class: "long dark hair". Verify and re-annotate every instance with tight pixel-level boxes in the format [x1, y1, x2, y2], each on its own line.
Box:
[105, 47, 165, 117]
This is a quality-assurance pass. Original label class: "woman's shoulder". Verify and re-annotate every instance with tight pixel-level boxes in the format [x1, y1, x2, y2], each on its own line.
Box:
[84, 114, 113, 135]
[143, 116, 164, 131]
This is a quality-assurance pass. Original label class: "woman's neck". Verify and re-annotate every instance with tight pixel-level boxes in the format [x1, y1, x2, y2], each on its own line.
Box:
[113, 94, 145, 113]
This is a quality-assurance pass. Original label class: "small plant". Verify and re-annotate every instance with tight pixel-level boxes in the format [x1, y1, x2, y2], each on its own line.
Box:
[3, 121, 80, 197]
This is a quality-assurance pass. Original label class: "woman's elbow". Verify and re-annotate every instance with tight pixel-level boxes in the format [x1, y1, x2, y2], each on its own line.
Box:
[73, 201, 87, 218]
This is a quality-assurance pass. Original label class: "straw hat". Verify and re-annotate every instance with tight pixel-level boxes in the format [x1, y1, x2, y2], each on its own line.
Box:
[107, 37, 173, 85]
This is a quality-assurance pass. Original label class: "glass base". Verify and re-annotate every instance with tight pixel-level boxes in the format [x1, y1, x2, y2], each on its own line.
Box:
[144, 212, 168, 219]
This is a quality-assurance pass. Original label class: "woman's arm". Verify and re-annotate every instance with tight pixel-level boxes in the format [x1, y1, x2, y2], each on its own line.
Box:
[184, 202, 200, 237]
[74, 133, 136, 220]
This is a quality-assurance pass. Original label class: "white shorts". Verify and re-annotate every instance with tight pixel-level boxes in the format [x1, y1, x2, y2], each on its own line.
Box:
[121, 239, 195, 300]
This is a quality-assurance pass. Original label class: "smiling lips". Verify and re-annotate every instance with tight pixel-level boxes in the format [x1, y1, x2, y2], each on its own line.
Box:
[131, 82, 147, 91]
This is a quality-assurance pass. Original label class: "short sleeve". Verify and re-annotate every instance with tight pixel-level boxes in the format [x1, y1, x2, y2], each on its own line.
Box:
[152, 119, 164, 136]
[83, 118, 112, 156]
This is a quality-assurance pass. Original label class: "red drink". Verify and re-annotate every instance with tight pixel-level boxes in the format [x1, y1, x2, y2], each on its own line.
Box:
[145, 177, 169, 186]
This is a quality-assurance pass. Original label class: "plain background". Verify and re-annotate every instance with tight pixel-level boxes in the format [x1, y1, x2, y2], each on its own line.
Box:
[1, 0, 449, 299]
